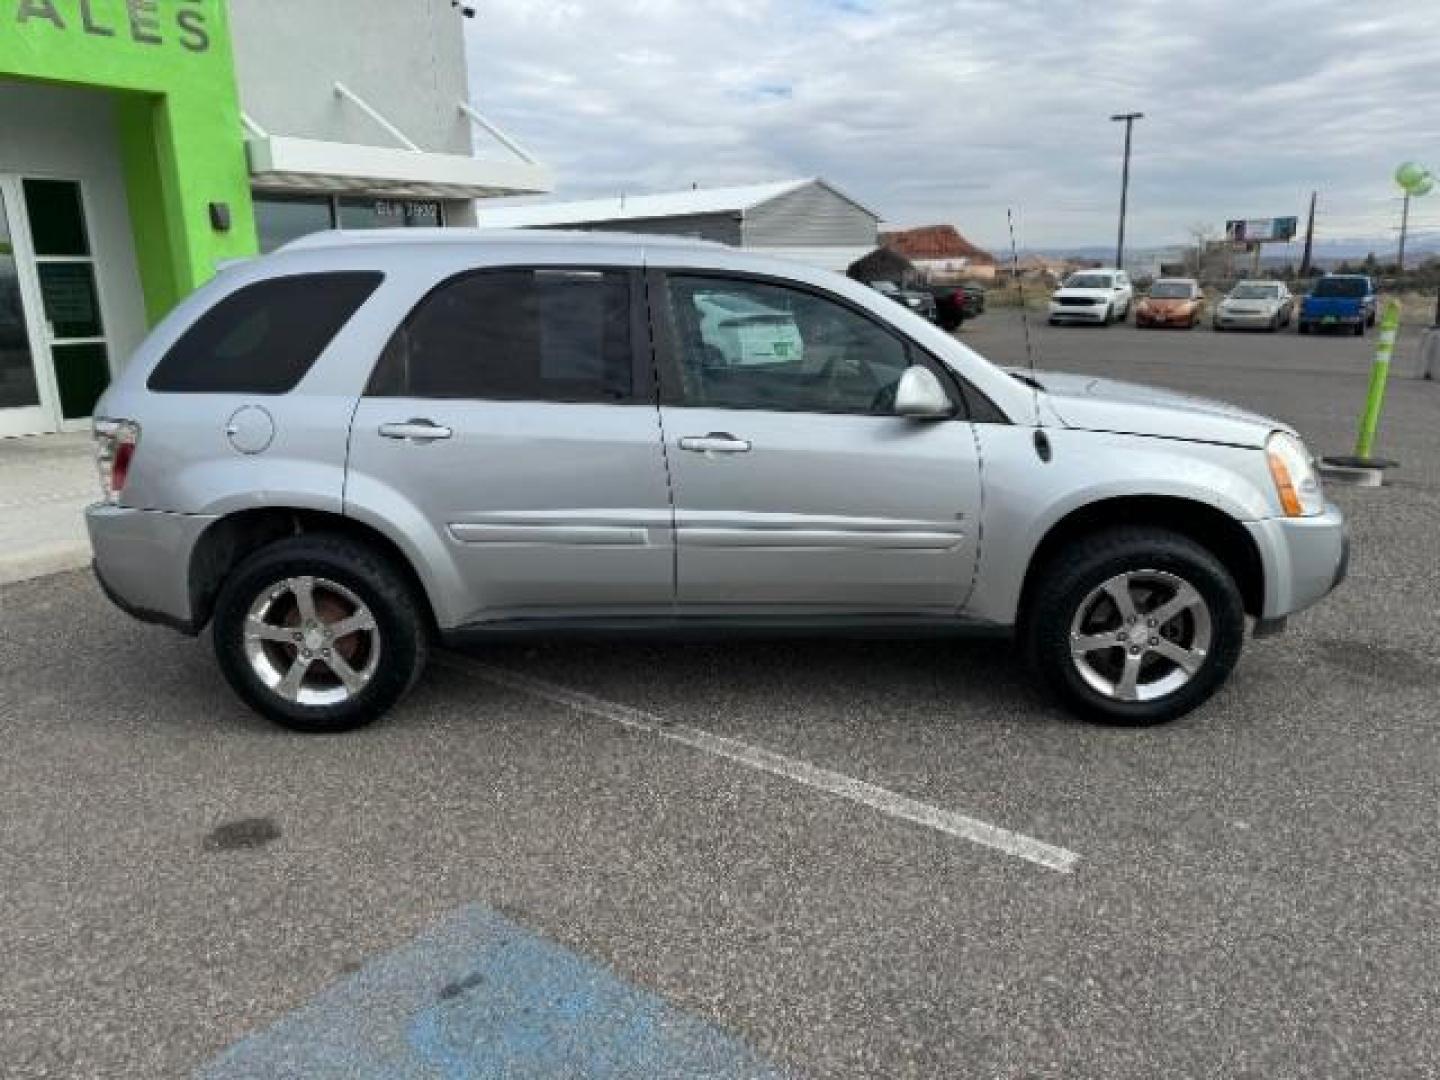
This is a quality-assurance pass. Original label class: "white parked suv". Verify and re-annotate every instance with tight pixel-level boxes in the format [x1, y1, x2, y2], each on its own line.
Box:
[1048, 269, 1134, 326]
[87, 231, 1346, 733]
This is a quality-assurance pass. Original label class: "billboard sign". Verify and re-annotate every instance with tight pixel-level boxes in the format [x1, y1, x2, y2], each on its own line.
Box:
[1225, 217, 1298, 244]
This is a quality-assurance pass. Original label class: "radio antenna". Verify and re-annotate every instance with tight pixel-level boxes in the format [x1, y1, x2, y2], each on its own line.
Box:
[1006, 208, 1043, 425]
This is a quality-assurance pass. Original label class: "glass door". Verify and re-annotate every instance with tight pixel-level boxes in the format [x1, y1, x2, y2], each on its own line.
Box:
[22, 178, 111, 427]
[0, 177, 50, 438]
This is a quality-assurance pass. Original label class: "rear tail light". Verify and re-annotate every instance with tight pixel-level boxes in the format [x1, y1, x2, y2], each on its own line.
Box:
[93, 418, 140, 504]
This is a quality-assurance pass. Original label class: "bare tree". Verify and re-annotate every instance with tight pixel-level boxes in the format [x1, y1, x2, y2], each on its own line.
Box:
[1186, 222, 1217, 278]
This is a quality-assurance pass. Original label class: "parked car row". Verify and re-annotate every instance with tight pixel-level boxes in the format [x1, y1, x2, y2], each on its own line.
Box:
[1048, 270, 1379, 335]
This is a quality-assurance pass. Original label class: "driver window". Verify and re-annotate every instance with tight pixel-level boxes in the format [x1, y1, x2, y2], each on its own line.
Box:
[664, 275, 915, 415]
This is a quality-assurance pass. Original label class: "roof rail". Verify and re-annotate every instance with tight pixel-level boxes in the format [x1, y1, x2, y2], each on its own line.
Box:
[278, 227, 726, 253]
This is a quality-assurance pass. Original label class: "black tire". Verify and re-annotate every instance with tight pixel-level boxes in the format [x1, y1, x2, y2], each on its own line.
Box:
[212, 534, 430, 733]
[1298, 322, 1310, 335]
[1354, 321, 1365, 337]
[1268, 314, 1279, 332]
[1104, 304, 1115, 325]
[1021, 527, 1245, 726]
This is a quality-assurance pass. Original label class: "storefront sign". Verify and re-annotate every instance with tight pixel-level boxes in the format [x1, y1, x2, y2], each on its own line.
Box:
[376, 199, 439, 222]
[14, 0, 210, 53]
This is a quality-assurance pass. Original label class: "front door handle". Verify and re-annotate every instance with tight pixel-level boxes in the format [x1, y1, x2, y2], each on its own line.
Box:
[679, 432, 751, 454]
[379, 419, 453, 442]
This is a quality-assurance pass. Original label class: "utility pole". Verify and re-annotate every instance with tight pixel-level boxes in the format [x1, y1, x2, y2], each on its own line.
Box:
[1397, 191, 1411, 272]
[1299, 190, 1316, 277]
[1110, 112, 1143, 270]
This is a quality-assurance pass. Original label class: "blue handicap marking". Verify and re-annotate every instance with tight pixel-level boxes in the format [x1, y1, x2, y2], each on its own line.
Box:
[198, 904, 786, 1079]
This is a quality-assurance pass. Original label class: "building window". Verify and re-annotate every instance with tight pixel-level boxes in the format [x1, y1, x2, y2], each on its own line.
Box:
[254, 195, 334, 254]
[254, 195, 445, 254]
[338, 197, 442, 231]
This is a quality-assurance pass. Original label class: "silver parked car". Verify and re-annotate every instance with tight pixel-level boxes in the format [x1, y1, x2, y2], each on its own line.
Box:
[88, 231, 1347, 732]
[1215, 280, 1294, 332]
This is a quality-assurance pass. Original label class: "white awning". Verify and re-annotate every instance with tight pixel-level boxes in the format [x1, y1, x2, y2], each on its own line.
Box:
[246, 136, 554, 200]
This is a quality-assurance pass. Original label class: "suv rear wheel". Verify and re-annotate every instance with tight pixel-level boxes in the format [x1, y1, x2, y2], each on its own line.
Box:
[212, 534, 429, 733]
[1023, 527, 1244, 725]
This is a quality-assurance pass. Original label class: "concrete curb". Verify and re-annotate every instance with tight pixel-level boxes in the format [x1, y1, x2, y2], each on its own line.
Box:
[0, 545, 91, 587]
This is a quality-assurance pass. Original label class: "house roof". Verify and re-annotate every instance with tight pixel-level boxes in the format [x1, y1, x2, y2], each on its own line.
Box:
[880, 224, 996, 264]
[475, 178, 879, 228]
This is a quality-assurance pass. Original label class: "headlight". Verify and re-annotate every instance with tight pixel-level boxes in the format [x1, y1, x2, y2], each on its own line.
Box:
[1266, 431, 1323, 517]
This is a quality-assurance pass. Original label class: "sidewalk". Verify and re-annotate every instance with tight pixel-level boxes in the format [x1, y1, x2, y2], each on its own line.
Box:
[0, 432, 96, 586]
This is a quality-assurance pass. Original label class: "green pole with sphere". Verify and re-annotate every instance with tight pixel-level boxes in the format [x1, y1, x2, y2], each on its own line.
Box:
[1325, 162, 1433, 479]
[1353, 299, 1402, 460]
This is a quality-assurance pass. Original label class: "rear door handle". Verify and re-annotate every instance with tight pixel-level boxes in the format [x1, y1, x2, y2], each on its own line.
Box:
[378, 419, 453, 442]
[679, 432, 751, 454]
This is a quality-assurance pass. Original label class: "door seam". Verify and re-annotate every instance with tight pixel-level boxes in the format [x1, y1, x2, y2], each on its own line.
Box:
[641, 262, 680, 611]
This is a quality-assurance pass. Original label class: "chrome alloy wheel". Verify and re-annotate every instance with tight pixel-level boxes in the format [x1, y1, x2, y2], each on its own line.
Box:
[243, 576, 381, 706]
[1068, 570, 1212, 703]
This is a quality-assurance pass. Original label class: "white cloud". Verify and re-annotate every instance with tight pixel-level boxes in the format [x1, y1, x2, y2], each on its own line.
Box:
[466, 0, 1440, 250]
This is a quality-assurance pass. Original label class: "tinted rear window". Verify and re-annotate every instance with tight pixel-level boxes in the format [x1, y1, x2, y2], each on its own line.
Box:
[366, 268, 635, 402]
[1312, 277, 1368, 298]
[148, 272, 383, 394]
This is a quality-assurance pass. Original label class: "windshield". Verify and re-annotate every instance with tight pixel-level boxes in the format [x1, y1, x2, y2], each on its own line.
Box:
[1148, 282, 1193, 299]
[1063, 274, 1114, 289]
[1231, 284, 1280, 299]
[1313, 277, 1368, 298]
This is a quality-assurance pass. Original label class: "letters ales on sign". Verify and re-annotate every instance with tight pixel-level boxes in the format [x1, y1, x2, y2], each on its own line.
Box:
[15, 0, 212, 53]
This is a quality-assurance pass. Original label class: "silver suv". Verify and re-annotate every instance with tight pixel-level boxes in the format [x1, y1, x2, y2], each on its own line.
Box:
[87, 231, 1347, 732]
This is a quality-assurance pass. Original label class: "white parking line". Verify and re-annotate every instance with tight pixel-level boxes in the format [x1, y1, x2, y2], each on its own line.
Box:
[437, 655, 1080, 874]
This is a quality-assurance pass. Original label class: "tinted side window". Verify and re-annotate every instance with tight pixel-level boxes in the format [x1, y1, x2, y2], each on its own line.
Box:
[370, 268, 634, 402]
[148, 273, 382, 394]
[663, 275, 917, 416]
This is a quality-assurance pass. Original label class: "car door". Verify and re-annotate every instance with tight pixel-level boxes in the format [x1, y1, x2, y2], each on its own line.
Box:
[347, 266, 673, 625]
[650, 269, 983, 614]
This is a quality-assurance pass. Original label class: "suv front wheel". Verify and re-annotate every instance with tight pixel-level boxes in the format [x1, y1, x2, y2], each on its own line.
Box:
[212, 534, 429, 733]
[1023, 527, 1245, 725]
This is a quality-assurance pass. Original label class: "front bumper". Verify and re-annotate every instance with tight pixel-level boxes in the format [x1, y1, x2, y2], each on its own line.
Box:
[86, 504, 217, 634]
[1244, 501, 1348, 619]
[1048, 303, 1108, 323]
[1300, 311, 1362, 328]
[1136, 309, 1193, 327]
[1216, 310, 1277, 328]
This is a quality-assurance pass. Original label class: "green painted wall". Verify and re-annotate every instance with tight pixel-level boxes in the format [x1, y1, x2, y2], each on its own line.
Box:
[0, 0, 257, 322]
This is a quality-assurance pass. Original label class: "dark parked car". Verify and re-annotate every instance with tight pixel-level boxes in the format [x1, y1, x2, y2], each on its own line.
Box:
[870, 280, 937, 322]
[925, 283, 985, 330]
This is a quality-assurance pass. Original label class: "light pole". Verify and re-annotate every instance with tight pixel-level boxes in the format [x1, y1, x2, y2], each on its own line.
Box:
[1395, 162, 1436, 325]
[1394, 161, 1432, 273]
[1110, 112, 1143, 270]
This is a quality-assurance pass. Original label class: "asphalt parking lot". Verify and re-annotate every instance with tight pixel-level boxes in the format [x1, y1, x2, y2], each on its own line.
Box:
[4, 311, 1439, 1078]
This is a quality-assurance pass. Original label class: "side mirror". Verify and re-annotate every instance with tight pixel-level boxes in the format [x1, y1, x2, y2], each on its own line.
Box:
[894, 366, 954, 419]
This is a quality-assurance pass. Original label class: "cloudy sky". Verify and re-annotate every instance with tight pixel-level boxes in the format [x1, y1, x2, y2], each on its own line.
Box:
[464, 1, 1440, 251]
